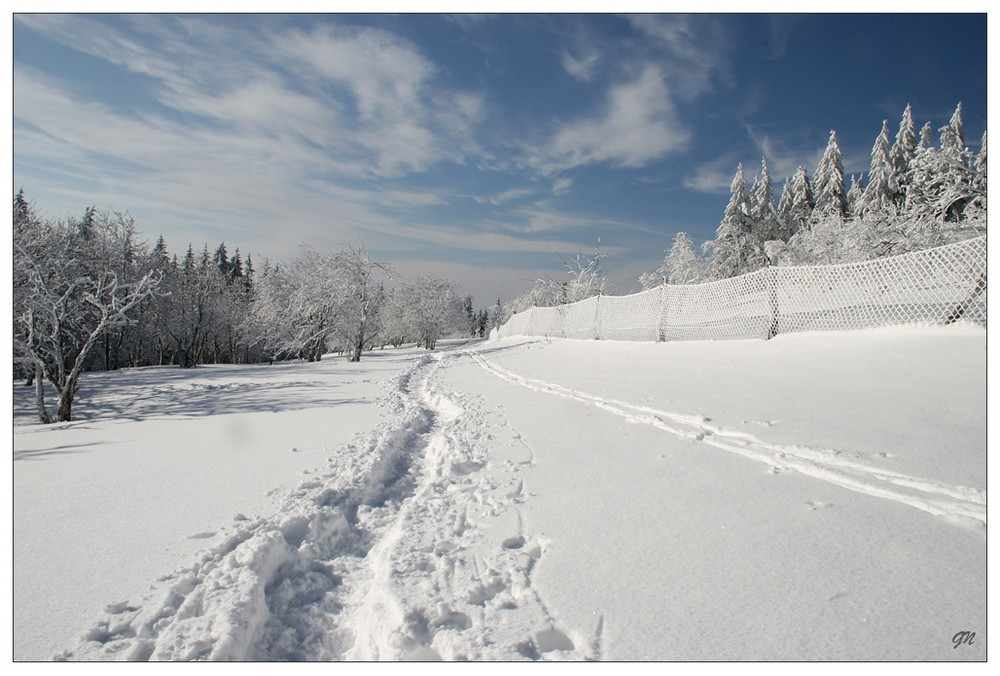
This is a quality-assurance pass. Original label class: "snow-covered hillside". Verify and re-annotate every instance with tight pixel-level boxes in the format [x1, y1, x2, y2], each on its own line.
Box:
[12, 325, 986, 661]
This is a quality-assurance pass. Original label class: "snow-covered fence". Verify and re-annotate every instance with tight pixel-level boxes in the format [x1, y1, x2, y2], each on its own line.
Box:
[493, 235, 987, 342]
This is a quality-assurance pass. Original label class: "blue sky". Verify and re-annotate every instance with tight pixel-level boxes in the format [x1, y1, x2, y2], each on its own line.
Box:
[12, 13, 987, 305]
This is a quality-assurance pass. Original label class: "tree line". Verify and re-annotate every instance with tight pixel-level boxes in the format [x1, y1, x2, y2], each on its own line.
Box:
[13, 191, 480, 423]
[641, 102, 986, 287]
[493, 103, 986, 328]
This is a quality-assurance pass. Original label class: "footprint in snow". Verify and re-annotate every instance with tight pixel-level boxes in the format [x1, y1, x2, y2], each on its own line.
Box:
[104, 601, 138, 614]
[188, 531, 216, 539]
[502, 535, 525, 550]
[806, 501, 834, 511]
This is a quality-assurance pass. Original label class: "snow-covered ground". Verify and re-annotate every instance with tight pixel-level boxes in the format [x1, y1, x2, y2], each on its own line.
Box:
[11, 325, 986, 661]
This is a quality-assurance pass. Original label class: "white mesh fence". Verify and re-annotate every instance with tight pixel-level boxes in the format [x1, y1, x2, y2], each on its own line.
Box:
[493, 236, 986, 343]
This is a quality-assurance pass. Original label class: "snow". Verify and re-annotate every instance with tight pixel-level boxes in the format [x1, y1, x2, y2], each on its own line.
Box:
[9, 325, 986, 661]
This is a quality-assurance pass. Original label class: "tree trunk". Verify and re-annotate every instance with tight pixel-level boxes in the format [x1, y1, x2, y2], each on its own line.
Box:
[350, 335, 363, 362]
[56, 382, 74, 422]
[34, 363, 50, 424]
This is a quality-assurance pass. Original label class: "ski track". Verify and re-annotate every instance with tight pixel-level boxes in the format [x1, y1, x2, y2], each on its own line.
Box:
[468, 351, 985, 531]
[58, 350, 590, 661]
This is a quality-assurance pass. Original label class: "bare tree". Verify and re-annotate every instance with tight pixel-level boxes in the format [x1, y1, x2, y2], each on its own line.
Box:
[14, 212, 160, 422]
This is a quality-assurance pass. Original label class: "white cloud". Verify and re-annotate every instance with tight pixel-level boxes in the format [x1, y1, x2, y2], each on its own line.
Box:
[273, 24, 484, 177]
[552, 177, 573, 196]
[560, 49, 600, 81]
[534, 66, 689, 174]
[473, 187, 537, 206]
[624, 14, 732, 100]
[682, 155, 742, 195]
[364, 220, 604, 257]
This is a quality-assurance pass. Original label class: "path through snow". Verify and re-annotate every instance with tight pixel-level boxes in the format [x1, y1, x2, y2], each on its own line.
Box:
[59, 348, 589, 660]
[17, 326, 985, 661]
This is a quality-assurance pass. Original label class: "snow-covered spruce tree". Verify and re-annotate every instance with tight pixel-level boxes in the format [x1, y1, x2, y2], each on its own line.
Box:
[890, 103, 919, 208]
[775, 177, 794, 242]
[846, 174, 865, 219]
[811, 130, 848, 220]
[461, 295, 477, 337]
[750, 158, 782, 243]
[640, 231, 708, 288]
[788, 165, 814, 235]
[944, 102, 966, 152]
[858, 119, 897, 218]
[490, 298, 504, 332]
[13, 209, 161, 422]
[704, 163, 767, 279]
[474, 308, 490, 337]
[969, 129, 987, 218]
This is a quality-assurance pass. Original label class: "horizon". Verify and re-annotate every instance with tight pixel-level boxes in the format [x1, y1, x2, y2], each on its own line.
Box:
[12, 12, 987, 307]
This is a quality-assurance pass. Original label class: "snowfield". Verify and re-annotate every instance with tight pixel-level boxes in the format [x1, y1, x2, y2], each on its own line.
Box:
[11, 324, 986, 661]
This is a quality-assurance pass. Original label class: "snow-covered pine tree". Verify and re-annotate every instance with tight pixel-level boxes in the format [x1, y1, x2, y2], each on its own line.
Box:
[812, 130, 848, 219]
[183, 244, 196, 273]
[491, 298, 504, 331]
[890, 104, 918, 207]
[232, 248, 244, 279]
[859, 120, 896, 217]
[975, 129, 986, 175]
[776, 177, 794, 241]
[942, 102, 965, 155]
[919, 121, 934, 149]
[788, 165, 814, 235]
[969, 129, 987, 218]
[846, 174, 864, 218]
[705, 164, 766, 279]
[750, 157, 782, 243]
[151, 235, 170, 269]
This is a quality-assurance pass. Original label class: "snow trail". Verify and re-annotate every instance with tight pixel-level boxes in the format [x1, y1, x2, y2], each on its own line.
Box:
[468, 351, 985, 530]
[59, 349, 588, 661]
[59, 354, 439, 660]
[340, 351, 589, 660]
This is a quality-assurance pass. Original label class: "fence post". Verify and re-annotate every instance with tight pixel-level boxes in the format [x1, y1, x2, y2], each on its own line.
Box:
[944, 271, 986, 325]
[594, 294, 601, 340]
[766, 267, 779, 340]
[657, 285, 666, 342]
